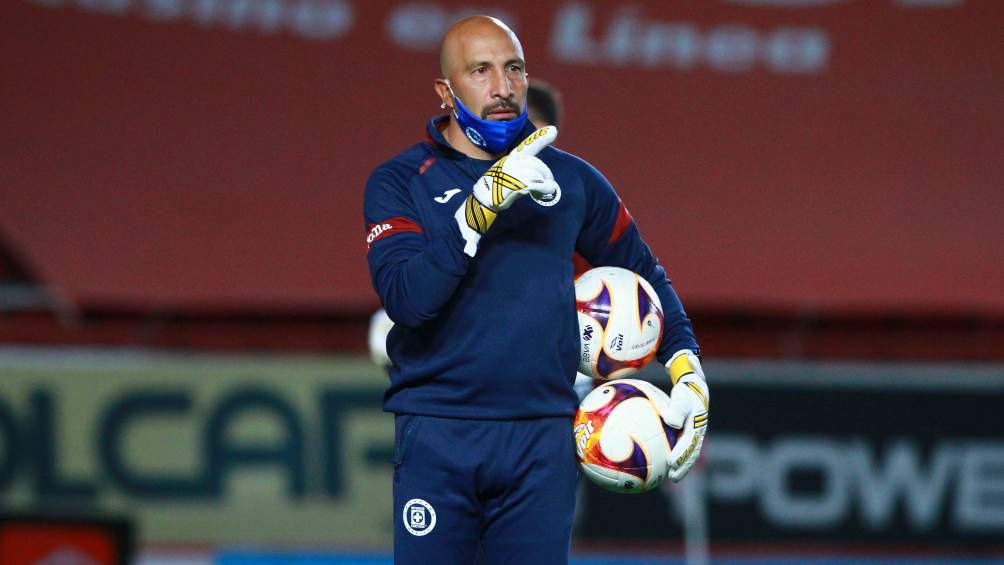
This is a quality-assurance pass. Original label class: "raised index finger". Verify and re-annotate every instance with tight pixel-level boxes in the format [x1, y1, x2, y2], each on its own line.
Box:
[509, 126, 558, 157]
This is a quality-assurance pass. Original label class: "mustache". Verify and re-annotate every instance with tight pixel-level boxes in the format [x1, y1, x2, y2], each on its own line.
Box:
[480, 100, 520, 119]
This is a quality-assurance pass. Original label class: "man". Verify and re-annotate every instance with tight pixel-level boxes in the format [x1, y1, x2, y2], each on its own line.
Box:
[363, 16, 709, 564]
[366, 78, 563, 370]
[527, 78, 562, 128]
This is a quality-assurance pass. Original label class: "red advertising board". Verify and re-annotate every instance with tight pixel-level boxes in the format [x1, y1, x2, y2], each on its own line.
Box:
[0, 517, 131, 565]
[2, 0, 1002, 315]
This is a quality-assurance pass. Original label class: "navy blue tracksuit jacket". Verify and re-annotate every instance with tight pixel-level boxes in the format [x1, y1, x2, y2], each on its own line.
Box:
[364, 116, 699, 420]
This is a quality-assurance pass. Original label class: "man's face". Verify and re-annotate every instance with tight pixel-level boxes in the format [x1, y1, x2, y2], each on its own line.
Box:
[446, 29, 527, 122]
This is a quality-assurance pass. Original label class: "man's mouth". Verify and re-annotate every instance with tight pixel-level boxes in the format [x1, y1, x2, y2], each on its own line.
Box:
[485, 107, 518, 120]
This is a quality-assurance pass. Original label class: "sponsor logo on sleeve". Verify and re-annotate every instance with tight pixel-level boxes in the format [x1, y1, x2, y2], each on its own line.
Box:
[366, 217, 423, 248]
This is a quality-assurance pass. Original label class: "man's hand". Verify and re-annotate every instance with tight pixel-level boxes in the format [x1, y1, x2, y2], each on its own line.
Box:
[455, 127, 559, 255]
[662, 349, 709, 482]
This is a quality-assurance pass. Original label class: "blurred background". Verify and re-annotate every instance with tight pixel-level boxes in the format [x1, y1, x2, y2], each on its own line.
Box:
[2, 0, 1003, 564]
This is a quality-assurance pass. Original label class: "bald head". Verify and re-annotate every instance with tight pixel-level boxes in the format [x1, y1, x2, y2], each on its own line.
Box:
[434, 15, 528, 158]
[439, 16, 523, 79]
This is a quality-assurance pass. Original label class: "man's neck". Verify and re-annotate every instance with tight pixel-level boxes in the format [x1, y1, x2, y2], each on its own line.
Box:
[443, 118, 500, 160]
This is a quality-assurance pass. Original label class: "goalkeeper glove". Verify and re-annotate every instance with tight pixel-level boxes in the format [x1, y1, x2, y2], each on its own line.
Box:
[662, 349, 709, 482]
[454, 126, 560, 256]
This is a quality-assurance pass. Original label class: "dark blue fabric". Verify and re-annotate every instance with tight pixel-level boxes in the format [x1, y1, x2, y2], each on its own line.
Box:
[392, 415, 578, 565]
[450, 91, 529, 154]
[364, 116, 699, 419]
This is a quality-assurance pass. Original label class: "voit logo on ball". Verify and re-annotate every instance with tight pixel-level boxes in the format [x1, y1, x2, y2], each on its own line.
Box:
[403, 498, 437, 536]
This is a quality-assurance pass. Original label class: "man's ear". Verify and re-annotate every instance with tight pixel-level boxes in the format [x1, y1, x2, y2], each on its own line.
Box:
[434, 79, 453, 111]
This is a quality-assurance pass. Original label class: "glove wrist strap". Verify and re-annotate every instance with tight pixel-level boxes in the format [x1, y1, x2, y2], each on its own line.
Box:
[667, 349, 699, 386]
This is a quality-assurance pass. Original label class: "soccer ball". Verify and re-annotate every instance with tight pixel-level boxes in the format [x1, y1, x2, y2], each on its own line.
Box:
[367, 308, 394, 368]
[575, 266, 663, 380]
[573, 379, 677, 493]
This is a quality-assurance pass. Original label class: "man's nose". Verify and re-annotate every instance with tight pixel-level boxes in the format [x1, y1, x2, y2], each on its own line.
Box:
[490, 69, 513, 99]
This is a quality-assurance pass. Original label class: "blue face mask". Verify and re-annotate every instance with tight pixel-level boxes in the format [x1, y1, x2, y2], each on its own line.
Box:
[448, 84, 528, 155]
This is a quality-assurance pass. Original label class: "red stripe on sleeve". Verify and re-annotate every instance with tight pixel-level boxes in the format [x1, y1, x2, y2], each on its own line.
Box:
[572, 252, 593, 277]
[366, 216, 423, 248]
[608, 199, 634, 244]
[418, 157, 436, 175]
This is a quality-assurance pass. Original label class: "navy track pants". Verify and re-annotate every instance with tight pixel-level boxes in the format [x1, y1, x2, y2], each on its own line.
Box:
[392, 414, 579, 564]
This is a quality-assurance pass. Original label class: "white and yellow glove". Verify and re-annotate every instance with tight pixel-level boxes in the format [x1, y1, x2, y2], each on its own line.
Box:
[663, 349, 710, 482]
[455, 127, 560, 256]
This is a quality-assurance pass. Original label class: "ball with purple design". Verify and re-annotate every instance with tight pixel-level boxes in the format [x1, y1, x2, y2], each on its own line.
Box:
[575, 266, 664, 380]
[573, 379, 678, 493]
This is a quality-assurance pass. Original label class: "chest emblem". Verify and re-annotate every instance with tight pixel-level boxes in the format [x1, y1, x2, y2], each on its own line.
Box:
[434, 188, 463, 204]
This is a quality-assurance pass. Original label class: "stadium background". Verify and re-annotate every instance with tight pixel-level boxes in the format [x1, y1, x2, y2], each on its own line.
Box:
[2, 0, 1003, 563]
